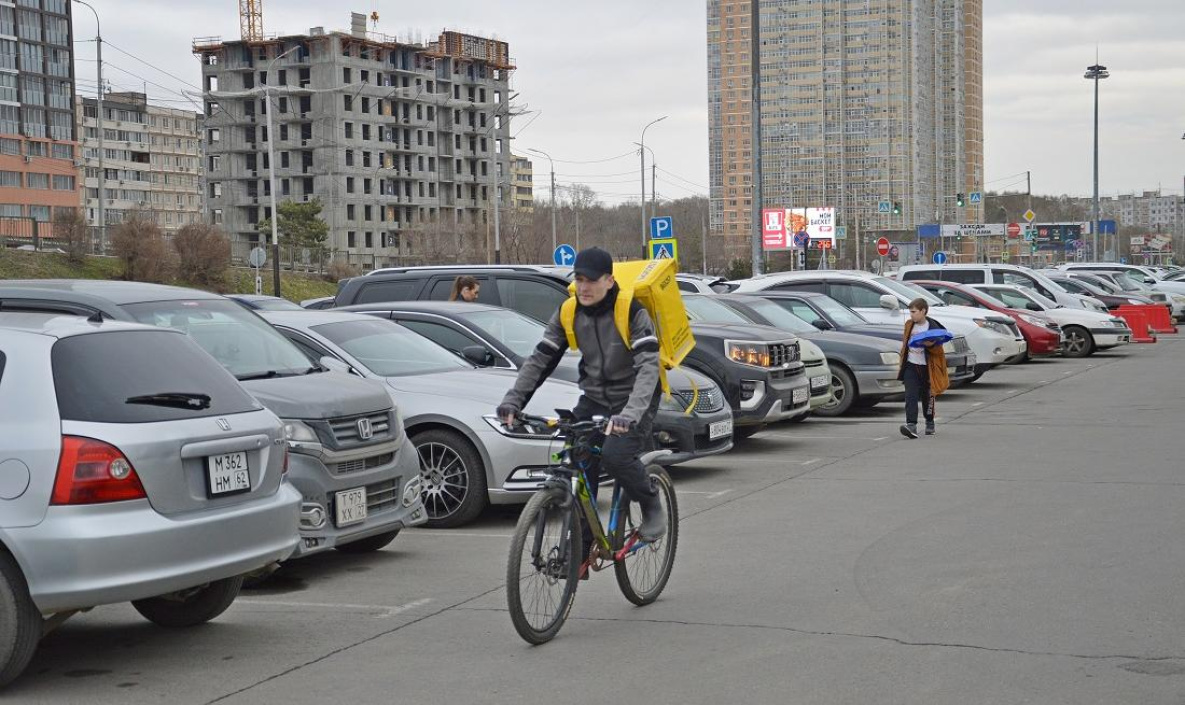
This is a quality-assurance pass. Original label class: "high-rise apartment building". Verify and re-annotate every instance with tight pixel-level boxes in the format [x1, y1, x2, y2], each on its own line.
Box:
[511, 154, 533, 211]
[707, 0, 984, 261]
[76, 92, 203, 237]
[194, 15, 514, 267]
[0, 0, 79, 242]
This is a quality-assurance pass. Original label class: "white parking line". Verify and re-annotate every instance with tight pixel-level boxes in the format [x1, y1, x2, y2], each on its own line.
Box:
[237, 598, 434, 619]
[411, 532, 514, 539]
[681, 490, 734, 499]
[800, 458, 822, 466]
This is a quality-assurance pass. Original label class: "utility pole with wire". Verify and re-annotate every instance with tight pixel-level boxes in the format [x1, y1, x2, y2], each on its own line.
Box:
[72, 0, 105, 250]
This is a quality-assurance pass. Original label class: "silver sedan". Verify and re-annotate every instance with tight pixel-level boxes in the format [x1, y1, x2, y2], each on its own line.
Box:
[261, 310, 582, 528]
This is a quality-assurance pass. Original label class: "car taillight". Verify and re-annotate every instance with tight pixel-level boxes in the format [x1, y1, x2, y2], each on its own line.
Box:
[52, 436, 147, 505]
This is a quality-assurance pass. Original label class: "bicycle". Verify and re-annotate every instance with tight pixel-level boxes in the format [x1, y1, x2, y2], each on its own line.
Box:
[504, 411, 679, 644]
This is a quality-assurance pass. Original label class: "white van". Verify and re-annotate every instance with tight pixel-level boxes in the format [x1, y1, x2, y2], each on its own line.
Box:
[897, 263, 1108, 312]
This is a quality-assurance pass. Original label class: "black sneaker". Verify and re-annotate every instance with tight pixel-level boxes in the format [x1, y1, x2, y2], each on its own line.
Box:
[899, 423, 918, 439]
[925, 422, 935, 436]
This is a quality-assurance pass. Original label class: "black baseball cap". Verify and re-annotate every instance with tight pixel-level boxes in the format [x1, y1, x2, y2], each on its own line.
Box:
[572, 247, 614, 279]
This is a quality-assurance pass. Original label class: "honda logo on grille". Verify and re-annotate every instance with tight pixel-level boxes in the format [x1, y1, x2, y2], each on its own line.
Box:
[216, 418, 231, 431]
[356, 417, 373, 440]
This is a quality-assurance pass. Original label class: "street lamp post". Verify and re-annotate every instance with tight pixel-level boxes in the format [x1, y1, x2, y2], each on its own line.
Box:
[525, 148, 557, 253]
[1085, 62, 1109, 260]
[72, 0, 104, 250]
[264, 46, 299, 296]
[639, 116, 667, 255]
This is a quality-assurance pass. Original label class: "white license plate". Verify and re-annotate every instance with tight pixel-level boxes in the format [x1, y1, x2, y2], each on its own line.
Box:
[709, 418, 733, 440]
[810, 374, 829, 391]
[206, 452, 249, 497]
[792, 387, 809, 405]
[335, 487, 368, 527]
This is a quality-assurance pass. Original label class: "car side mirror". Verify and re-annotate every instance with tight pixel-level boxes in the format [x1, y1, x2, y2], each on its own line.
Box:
[812, 319, 832, 330]
[879, 294, 900, 310]
[1026, 302, 1042, 311]
[462, 345, 495, 367]
[319, 356, 356, 376]
[1143, 277, 1156, 285]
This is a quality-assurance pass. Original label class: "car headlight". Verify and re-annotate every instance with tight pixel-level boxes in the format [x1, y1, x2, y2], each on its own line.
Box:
[974, 318, 1011, 336]
[1018, 313, 1045, 326]
[482, 414, 554, 439]
[879, 352, 900, 366]
[725, 340, 771, 368]
[1109, 318, 1127, 328]
[659, 392, 690, 412]
[283, 419, 320, 444]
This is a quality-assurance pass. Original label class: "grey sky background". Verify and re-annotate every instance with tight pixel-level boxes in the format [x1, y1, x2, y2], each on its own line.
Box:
[73, 0, 1185, 204]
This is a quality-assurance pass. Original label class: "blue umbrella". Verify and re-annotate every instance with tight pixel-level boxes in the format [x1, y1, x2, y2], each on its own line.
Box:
[908, 328, 954, 349]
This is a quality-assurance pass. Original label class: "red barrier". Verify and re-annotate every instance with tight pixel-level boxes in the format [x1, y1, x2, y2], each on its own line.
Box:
[1113, 307, 1156, 343]
[1142, 304, 1178, 334]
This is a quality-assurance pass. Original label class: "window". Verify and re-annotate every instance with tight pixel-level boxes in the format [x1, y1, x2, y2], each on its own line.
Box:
[397, 320, 485, 359]
[51, 174, 74, 190]
[495, 278, 566, 323]
[354, 280, 418, 304]
[0, 171, 19, 187]
[28, 204, 49, 221]
[0, 74, 16, 103]
[52, 331, 260, 423]
[0, 105, 16, 134]
[25, 172, 48, 189]
[826, 282, 885, 309]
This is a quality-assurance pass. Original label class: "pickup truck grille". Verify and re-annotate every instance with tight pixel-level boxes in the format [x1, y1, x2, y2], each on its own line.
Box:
[768, 341, 800, 367]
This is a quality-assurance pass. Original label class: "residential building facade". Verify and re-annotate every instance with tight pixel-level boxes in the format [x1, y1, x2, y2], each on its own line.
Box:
[0, 0, 79, 242]
[76, 92, 203, 237]
[511, 154, 532, 211]
[1076, 191, 1185, 234]
[707, 0, 985, 261]
[194, 15, 514, 267]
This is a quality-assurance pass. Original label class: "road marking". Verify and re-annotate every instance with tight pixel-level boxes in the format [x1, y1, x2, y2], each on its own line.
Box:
[800, 458, 822, 466]
[972, 402, 984, 406]
[681, 490, 734, 499]
[410, 532, 514, 539]
[872, 437, 888, 441]
[237, 598, 434, 619]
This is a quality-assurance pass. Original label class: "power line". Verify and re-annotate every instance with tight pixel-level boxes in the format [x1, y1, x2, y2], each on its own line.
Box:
[102, 40, 202, 91]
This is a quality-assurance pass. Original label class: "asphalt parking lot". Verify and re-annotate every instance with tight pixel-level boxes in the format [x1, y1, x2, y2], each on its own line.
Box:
[15, 338, 1185, 704]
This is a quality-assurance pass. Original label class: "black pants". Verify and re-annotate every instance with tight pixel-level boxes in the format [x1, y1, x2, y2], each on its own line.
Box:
[571, 395, 658, 506]
[903, 362, 935, 426]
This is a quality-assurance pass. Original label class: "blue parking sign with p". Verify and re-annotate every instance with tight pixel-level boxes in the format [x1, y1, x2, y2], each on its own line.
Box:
[553, 244, 576, 266]
[650, 216, 674, 240]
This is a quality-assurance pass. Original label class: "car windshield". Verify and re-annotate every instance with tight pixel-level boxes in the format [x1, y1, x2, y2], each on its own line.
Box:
[733, 298, 815, 333]
[812, 296, 868, 326]
[123, 299, 315, 380]
[876, 277, 943, 305]
[457, 308, 545, 359]
[984, 287, 1044, 311]
[312, 319, 469, 377]
[1061, 278, 1106, 296]
[1020, 287, 1060, 309]
[683, 295, 752, 324]
[248, 297, 305, 311]
[966, 288, 1011, 308]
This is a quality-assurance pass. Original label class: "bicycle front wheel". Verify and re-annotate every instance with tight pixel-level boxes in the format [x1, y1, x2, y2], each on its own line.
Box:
[613, 465, 679, 606]
[506, 489, 581, 644]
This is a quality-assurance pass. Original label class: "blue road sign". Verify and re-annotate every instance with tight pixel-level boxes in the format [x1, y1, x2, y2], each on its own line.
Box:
[969, 191, 983, 205]
[553, 244, 576, 266]
[835, 226, 847, 240]
[933, 251, 947, 265]
[649, 239, 678, 260]
[877, 200, 892, 214]
[1099, 219, 1117, 234]
[650, 216, 674, 240]
[792, 230, 809, 248]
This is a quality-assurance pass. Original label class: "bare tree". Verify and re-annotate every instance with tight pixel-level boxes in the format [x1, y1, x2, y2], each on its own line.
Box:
[110, 211, 175, 283]
[173, 224, 231, 288]
[52, 208, 90, 264]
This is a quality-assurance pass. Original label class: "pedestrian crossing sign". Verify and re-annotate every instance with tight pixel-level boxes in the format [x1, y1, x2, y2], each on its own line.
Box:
[649, 239, 678, 261]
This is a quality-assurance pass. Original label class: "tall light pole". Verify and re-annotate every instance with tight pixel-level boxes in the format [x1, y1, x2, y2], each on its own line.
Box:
[72, 0, 104, 249]
[525, 148, 557, 253]
[265, 45, 298, 296]
[1085, 62, 1109, 260]
[639, 115, 667, 255]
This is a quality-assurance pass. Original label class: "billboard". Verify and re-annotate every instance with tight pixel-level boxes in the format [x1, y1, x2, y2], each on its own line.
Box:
[761, 207, 835, 250]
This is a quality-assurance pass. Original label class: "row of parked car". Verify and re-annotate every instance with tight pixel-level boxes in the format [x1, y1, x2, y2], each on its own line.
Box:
[0, 258, 1174, 687]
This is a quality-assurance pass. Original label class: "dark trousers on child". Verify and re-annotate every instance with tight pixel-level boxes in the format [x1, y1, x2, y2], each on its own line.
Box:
[903, 362, 934, 426]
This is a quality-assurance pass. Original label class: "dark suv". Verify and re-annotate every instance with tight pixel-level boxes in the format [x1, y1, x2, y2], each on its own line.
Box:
[335, 266, 572, 323]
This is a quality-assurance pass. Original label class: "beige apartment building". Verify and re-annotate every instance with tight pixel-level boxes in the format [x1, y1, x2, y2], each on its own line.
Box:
[511, 154, 533, 211]
[707, 0, 984, 261]
[76, 92, 203, 237]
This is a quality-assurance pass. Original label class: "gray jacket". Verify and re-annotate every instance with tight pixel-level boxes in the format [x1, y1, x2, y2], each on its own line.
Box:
[501, 286, 661, 423]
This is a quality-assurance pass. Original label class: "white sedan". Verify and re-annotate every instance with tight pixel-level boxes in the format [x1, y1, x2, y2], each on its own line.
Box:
[970, 284, 1132, 358]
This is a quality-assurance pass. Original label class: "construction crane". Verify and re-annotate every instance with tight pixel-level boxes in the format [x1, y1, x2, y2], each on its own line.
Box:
[240, 0, 263, 42]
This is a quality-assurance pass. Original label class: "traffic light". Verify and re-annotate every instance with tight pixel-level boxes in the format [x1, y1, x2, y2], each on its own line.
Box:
[956, 192, 966, 207]
[892, 201, 901, 215]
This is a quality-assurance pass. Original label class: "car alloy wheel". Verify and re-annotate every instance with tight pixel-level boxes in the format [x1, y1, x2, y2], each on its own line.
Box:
[417, 441, 469, 520]
[1061, 326, 1093, 358]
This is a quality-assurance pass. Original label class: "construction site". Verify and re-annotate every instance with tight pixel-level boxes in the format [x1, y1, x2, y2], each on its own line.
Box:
[193, 1, 516, 268]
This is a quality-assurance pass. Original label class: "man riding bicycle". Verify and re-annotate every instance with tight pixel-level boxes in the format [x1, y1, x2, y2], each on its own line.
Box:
[497, 247, 667, 542]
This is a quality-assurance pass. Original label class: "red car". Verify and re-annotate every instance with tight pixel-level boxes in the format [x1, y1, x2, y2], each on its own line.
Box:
[913, 280, 1063, 358]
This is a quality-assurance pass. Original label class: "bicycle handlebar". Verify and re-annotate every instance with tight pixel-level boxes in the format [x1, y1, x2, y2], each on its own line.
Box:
[511, 412, 605, 437]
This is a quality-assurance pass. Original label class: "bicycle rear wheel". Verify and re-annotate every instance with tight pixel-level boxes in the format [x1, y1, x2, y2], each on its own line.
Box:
[506, 489, 581, 644]
[613, 466, 678, 606]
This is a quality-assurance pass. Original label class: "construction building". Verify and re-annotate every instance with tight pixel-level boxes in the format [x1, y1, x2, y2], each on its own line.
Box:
[76, 92, 203, 237]
[707, 0, 985, 262]
[0, 0, 79, 243]
[511, 154, 533, 211]
[193, 11, 514, 267]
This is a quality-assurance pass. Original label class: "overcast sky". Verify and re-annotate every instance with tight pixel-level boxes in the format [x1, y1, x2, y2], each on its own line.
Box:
[73, 0, 1185, 203]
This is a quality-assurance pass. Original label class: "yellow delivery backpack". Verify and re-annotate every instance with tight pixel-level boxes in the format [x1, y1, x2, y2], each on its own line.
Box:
[559, 258, 696, 400]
